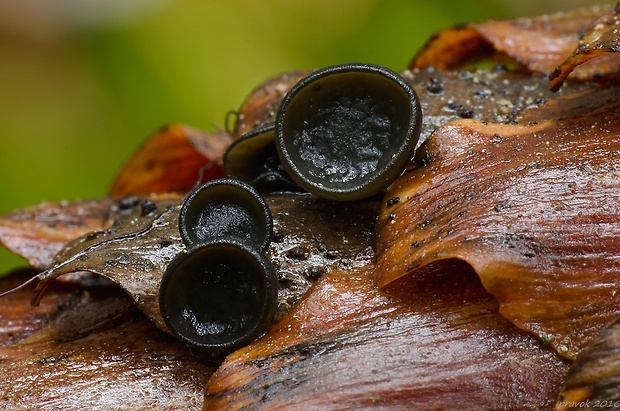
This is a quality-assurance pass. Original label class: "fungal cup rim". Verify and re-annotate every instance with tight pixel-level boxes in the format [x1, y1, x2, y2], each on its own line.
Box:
[275, 62, 422, 201]
[223, 124, 276, 180]
[158, 239, 278, 353]
[178, 178, 273, 252]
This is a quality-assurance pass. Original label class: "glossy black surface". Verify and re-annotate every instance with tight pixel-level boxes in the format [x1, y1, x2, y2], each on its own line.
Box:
[159, 240, 278, 353]
[276, 63, 422, 201]
[179, 178, 273, 252]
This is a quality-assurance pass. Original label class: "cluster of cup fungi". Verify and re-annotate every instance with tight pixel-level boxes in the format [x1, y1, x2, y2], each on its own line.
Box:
[159, 63, 423, 354]
[159, 178, 278, 354]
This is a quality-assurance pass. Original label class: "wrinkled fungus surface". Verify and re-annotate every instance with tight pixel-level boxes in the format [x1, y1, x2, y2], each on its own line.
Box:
[292, 89, 401, 184]
[179, 179, 272, 252]
[194, 203, 257, 245]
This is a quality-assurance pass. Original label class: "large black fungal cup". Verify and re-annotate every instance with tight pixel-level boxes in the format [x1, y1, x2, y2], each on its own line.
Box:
[276, 63, 422, 201]
[159, 239, 278, 353]
[178, 178, 273, 252]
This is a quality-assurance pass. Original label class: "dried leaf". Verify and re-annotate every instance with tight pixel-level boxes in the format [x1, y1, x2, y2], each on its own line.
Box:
[550, 5, 620, 91]
[555, 315, 620, 410]
[376, 85, 620, 359]
[411, 6, 609, 77]
[205, 261, 568, 410]
[0, 270, 215, 410]
[409, 24, 499, 70]
[0, 199, 115, 270]
[108, 125, 232, 197]
[30, 196, 184, 333]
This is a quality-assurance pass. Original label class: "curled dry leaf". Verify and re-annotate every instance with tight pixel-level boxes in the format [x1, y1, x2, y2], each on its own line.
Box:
[376, 84, 620, 359]
[550, 4, 620, 91]
[0, 271, 215, 410]
[0, 195, 186, 272]
[555, 314, 620, 410]
[108, 124, 232, 197]
[205, 261, 568, 410]
[411, 5, 620, 87]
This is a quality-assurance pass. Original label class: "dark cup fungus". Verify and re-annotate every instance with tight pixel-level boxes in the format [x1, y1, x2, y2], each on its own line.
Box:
[223, 125, 302, 193]
[161, 178, 277, 353]
[179, 178, 273, 252]
[159, 239, 278, 353]
[276, 63, 422, 201]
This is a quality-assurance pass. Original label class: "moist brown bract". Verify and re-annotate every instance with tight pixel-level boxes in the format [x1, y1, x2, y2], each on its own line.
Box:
[376, 85, 620, 360]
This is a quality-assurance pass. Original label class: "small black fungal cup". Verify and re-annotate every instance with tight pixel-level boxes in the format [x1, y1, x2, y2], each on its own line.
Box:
[276, 63, 422, 201]
[159, 239, 278, 353]
[160, 178, 277, 353]
[179, 178, 273, 252]
[223, 125, 302, 193]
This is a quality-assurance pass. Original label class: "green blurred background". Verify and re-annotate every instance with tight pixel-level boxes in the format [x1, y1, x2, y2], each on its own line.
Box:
[0, 0, 613, 274]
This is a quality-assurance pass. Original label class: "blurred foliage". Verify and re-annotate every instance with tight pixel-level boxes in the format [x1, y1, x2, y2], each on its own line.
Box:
[0, 0, 613, 274]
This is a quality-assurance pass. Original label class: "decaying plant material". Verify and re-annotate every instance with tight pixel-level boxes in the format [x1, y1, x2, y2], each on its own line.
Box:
[205, 262, 569, 410]
[1, 4, 620, 410]
[0, 270, 216, 410]
[375, 84, 620, 359]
